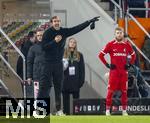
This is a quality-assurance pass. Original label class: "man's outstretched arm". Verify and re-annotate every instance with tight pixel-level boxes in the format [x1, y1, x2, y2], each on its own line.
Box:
[98, 47, 116, 70]
[66, 16, 100, 37]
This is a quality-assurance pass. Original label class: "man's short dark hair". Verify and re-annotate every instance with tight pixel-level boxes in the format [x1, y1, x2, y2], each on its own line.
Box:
[50, 16, 59, 23]
[28, 31, 36, 38]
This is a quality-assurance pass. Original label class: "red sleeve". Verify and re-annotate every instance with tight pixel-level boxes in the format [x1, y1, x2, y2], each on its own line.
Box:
[127, 42, 136, 64]
[98, 42, 110, 65]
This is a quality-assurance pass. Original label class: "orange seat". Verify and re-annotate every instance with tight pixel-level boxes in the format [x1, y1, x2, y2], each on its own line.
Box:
[118, 18, 150, 49]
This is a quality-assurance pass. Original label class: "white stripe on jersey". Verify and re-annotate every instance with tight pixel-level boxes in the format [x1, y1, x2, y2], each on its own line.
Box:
[131, 51, 135, 56]
[101, 51, 106, 55]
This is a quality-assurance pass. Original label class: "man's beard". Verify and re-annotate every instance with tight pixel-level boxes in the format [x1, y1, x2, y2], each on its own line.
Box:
[54, 25, 60, 30]
[116, 37, 123, 42]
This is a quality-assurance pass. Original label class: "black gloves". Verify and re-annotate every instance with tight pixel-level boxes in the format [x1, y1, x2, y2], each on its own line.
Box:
[89, 16, 100, 30]
[105, 63, 132, 70]
[106, 63, 116, 70]
[90, 22, 95, 30]
[124, 64, 131, 70]
[89, 16, 100, 23]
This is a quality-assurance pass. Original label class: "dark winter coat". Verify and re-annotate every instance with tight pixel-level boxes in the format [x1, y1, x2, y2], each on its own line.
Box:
[141, 36, 150, 69]
[16, 40, 34, 79]
[27, 42, 45, 81]
[21, 40, 34, 58]
[63, 52, 85, 92]
[41, 21, 91, 63]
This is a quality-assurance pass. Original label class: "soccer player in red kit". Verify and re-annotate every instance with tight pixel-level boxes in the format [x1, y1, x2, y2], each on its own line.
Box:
[99, 27, 136, 116]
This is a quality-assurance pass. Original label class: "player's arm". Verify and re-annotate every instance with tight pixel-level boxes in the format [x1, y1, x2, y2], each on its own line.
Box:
[99, 50, 108, 65]
[65, 16, 100, 37]
[124, 42, 136, 70]
[130, 51, 136, 65]
[128, 42, 136, 65]
[98, 43, 116, 69]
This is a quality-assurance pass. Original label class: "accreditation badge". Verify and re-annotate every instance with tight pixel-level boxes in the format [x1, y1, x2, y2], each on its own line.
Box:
[69, 66, 75, 75]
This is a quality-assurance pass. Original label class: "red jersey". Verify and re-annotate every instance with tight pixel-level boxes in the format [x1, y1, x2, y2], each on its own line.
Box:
[99, 40, 136, 70]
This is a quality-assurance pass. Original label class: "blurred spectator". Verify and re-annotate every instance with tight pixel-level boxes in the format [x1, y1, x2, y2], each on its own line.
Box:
[27, 30, 45, 100]
[16, 31, 36, 79]
[128, 64, 149, 97]
[128, 65, 141, 98]
[16, 31, 36, 98]
[141, 35, 150, 70]
[132, 45, 140, 68]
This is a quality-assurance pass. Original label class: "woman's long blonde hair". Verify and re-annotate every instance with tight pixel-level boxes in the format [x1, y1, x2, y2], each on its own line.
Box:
[64, 37, 80, 61]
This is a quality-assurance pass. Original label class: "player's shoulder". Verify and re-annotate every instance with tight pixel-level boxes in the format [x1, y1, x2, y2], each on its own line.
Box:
[107, 40, 116, 45]
[124, 40, 132, 46]
[103, 40, 116, 49]
[124, 39, 130, 43]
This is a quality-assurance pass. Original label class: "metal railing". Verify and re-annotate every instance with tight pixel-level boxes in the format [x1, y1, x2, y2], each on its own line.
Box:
[125, 8, 150, 65]
[126, 12, 150, 39]
[0, 79, 24, 110]
[0, 53, 23, 83]
[110, 0, 123, 22]
[127, 37, 150, 65]
[0, 27, 26, 98]
[127, 8, 150, 18]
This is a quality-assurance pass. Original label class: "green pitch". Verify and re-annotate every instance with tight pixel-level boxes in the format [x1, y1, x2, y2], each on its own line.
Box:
[0, 115, 150, 123]
[50, 115, 150, 123]
[0, 116, 49, 123]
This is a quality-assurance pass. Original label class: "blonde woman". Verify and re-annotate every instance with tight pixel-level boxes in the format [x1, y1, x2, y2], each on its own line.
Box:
[62, 37, 85, 115]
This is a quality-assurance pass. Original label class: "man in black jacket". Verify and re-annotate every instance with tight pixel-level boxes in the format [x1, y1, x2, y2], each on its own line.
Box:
[27, 30, 45, 97]
[16, 31, 36, 79]
[16, 31, 36, 98]
[41, 15, 99, 115]
[27, 30, 50, 114]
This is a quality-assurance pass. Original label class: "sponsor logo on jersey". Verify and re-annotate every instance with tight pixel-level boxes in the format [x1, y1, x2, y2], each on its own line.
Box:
[113, 53, 127, 56]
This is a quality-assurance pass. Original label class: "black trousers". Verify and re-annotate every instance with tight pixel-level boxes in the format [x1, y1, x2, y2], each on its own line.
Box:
[62, 91, 79, 115]
[40, 61, 63, 111]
